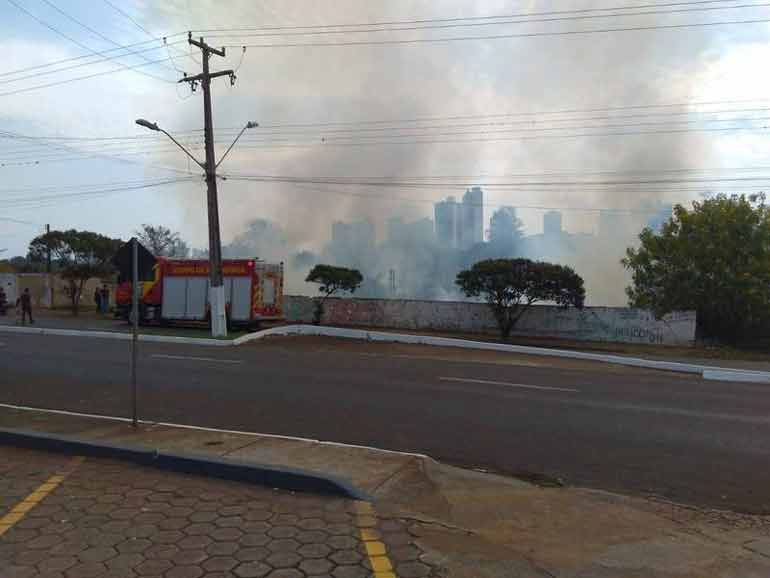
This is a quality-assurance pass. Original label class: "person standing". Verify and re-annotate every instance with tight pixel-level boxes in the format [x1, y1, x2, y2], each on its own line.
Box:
[93, 287, 102, 314]
[18, 288, 33, 325]
[100, 284, 110, 314]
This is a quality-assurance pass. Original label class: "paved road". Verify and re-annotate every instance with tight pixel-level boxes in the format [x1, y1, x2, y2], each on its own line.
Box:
[2, 333, 770, 513]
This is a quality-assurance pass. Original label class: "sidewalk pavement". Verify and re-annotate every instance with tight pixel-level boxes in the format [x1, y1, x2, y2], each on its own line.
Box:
[1, 406, 770, 577]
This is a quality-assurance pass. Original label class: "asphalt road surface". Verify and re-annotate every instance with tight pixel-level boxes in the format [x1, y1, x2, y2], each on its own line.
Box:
[2, 333, 770, 513]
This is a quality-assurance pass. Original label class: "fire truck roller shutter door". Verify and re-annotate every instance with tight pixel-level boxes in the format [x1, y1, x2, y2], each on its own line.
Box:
[162, 277, 187, 319]
[230, 276, 251, 321]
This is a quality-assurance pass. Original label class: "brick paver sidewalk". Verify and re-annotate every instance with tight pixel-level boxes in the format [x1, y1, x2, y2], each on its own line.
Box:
[0, 446, 438, 578]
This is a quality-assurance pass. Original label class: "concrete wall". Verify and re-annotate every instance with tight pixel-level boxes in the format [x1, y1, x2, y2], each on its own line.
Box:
[9, 274, 112, 309]
[284, 295, 696, 346]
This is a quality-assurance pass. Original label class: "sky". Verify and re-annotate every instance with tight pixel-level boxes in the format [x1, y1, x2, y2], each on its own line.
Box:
[1, 0, 770, 301]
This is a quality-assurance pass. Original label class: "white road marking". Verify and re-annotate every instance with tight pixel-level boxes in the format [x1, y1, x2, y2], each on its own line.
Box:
[0, 403, 431, 459]
[150, 354, 243, 364]
[439, 376, 580, 393]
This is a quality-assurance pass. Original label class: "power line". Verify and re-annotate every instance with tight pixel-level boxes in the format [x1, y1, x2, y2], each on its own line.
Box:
[100, 0, 197, 71]
[226, 17, 770, 48]
[0, 40, 186, 87]
[0, 35, 184, 79]
[0, 176, 196, 198]
[193, 0, 750, 32]
[0, 177, 195, 209]
[0, 216, 41, 226]
[39, 0, 179, 75]
[0, 55, 177, 97]
[218, 178, 732, 215]
[201, 2, 770, 39]
[6, 0, 173, 83]
[222, 173, 770, 188]
[3, 121, 768, 163]
[0, 129, 198, 176]
[211, 124, 770, 148]
[6, 97, 769, 140]
[3, 111, 769, 163]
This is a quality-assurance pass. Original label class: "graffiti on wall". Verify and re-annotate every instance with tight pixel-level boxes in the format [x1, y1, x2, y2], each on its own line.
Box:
[284, 295, 696, 346]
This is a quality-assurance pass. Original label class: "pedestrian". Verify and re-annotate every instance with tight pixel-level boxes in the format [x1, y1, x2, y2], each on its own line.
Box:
[100, 284, 110, 314]
[93, 287, 102, 314]
[0, 286, 7, 316]
[17, 288, 33, 325]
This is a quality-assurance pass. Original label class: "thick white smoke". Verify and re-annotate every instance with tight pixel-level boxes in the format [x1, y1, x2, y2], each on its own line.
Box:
[143, 1, 767, 304]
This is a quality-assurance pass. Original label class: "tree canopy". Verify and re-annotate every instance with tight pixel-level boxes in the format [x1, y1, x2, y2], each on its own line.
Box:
[135, 224, 189, 258]
[305, 264, 363, 324]
[28, 229, 122, 313]
[623, 194, 770, 342]
[456, 258, 585, 339]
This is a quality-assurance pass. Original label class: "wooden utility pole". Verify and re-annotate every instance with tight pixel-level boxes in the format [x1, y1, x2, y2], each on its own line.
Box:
[180, 34, 234, 337]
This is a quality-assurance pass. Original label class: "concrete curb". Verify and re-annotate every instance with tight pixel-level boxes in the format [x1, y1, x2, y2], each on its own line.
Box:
[3, 322, 770, 383]
[0, 427, 368, 500]
[0, 325, 232, 346]
[241, 325, 770, 384]
[701, 369, 770, 383]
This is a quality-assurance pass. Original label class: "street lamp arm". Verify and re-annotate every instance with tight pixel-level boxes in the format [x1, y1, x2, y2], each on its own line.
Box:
[215, 121, 257, 169]
[158, 128, 205, 170]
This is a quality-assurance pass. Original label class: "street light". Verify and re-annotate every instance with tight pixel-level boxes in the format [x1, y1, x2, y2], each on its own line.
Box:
[135, 117, 258, 337]
[135, 118, 204, 169]
[135, 118, 159, 131]
[216, 121, 258, 168]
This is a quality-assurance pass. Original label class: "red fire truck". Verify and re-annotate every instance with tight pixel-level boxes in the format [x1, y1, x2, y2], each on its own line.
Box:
[115, 257, 284, 328]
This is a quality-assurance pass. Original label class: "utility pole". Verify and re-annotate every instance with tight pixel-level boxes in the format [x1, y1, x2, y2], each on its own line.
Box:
[180, 34, 234, 337]
[45, 223, 52, 308]
[130, 237, 139, 428]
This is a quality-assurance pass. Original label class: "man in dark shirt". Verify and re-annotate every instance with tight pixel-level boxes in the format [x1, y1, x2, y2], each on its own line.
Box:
[18, 288, 33, 325]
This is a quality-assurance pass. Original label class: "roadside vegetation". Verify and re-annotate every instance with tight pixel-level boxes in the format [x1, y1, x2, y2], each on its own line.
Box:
[305, 264, 363, 325]
[624, 194, 770, 345]
[455, 258, 585, 340]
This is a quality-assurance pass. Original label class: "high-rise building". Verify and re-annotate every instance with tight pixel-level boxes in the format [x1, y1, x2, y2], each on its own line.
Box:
[332, 220, 375, 249]
[388, 216, 435, 245]
[489, 206, 518, 247]
[434, 196, 460, 248]
[434, 187, 484, 249]
[460, 186, 484, 249]
[543, 210, 563, 239]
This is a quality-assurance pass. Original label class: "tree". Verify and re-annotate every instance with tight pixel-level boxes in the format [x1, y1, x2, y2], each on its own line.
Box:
[623, 194, 770, 342]
[456, 258, 585, 340]
[305, 264, 363, 325]
[135, 224, 189, 258]
[28, 229, 122, 314]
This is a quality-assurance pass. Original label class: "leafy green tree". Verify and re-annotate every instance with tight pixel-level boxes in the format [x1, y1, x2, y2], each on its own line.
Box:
[456, 258, 585, 340]
[135, 224, 189, 258]
[623, 194, 770, 342]
[29, 229, 122, 314]
[305, 264, 363, 324]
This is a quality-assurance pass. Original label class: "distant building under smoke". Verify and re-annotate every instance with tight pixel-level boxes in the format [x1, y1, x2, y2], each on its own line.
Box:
[489, 206, 519, 249]
[434, 186, 484, 249]
[388, 216, 434, 245]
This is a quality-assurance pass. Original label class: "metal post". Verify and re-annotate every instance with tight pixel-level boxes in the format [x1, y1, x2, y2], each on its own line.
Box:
[130, 238, 139, 428]
[45, 224, 52, 308]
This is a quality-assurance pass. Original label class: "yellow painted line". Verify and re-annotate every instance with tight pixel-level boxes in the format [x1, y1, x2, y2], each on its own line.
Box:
[0, 456, 84, 538]
[354, 500, 399, 578]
